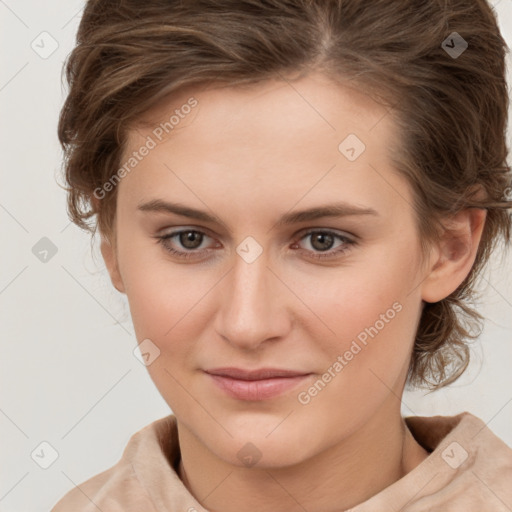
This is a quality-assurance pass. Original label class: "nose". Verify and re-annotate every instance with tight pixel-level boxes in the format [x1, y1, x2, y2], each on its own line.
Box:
[214, 245, 291, 351]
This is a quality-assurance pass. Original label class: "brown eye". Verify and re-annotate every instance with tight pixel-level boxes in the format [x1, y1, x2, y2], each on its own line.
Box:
[178, 230, 204, 249]
[309, 232, 335, 252]
[293, 230, 356, 260]
[156, 229, 214, 260]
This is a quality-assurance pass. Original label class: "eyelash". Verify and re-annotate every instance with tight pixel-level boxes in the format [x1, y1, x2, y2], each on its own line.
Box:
[155, 228, 356, 261]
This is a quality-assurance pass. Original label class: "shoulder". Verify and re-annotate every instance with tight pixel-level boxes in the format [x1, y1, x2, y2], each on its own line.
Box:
[405, 411, 512, 455]
[50, 462, 143, 511]
[50, 415, 177, 512]
[403, 411, 512, 511]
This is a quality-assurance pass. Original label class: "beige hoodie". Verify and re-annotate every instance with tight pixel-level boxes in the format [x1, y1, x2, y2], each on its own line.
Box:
[50, 412, 512, 511]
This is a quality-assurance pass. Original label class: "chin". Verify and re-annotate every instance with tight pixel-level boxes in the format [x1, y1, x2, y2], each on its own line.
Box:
[203, 420, 315, 469]
[223, 439, 309, 470]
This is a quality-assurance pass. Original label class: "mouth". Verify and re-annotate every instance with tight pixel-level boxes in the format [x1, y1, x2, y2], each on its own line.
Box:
[204, 367, 313, 401]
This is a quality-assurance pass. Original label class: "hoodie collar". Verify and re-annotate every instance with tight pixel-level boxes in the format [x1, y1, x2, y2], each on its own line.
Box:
[129, 412, 512, 511]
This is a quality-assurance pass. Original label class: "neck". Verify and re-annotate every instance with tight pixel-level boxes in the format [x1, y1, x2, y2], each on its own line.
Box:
[176, 405, 429, 512]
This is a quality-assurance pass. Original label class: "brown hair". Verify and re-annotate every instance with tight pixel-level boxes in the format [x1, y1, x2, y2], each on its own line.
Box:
[58, 0, 512, 390]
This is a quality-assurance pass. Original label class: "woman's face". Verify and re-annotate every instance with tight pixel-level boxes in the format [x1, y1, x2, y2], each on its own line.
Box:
[105, 72, 437, 467]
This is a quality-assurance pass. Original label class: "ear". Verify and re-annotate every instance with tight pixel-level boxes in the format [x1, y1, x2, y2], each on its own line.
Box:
[420, 207, 487, 303]
[100, 235, 126, 294]
[92, 196, 126, 294]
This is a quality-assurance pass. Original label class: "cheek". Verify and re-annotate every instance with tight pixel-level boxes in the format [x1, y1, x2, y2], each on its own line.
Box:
[294, 292, 418, 431]
[118, 253, 180, 363]
[118, 234, 194, 333]
[298, 254, 416, 347]
[119, 243, 219, 379]
[120, 253, 206, 411]
[295, 244, 421, 388]
[313, 287, 415, 386]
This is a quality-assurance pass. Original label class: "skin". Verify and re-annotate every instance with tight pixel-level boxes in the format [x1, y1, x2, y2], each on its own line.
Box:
[100, 72, 486, 512]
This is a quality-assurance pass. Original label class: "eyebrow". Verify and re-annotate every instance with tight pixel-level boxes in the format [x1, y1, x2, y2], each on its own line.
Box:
[137, 199, 379, 229]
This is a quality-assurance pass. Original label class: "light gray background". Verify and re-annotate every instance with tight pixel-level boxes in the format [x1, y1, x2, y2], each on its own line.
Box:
[1, 1, 511, 511]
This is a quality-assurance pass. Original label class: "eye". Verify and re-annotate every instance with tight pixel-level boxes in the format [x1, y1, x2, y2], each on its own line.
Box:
[156, 229, 217, 260]
[155, 228, 356, 261]
[291, 229, 356, 260]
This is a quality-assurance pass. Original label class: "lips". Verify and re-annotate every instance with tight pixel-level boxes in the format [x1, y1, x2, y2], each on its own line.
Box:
[204, 367, 313, 400]
[205, 367, 310, 380]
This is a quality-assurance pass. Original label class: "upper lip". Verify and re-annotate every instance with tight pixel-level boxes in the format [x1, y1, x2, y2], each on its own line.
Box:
[205, 367, 311, 381]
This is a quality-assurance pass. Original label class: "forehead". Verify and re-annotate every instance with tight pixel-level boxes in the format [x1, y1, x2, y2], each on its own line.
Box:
[118, 72, 410, 222]
[131, 72, 393, 145]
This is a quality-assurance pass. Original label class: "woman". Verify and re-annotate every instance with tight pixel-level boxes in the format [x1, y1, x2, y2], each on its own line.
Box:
[52, 0, 512, 510]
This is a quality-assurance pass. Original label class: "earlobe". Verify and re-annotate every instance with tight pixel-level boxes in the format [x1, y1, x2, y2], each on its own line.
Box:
[420, 208, 487, 303]
[100, 236, 126, 294]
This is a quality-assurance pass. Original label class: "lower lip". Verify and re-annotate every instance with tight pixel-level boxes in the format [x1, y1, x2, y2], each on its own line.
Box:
[206, 373, 312, 401]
